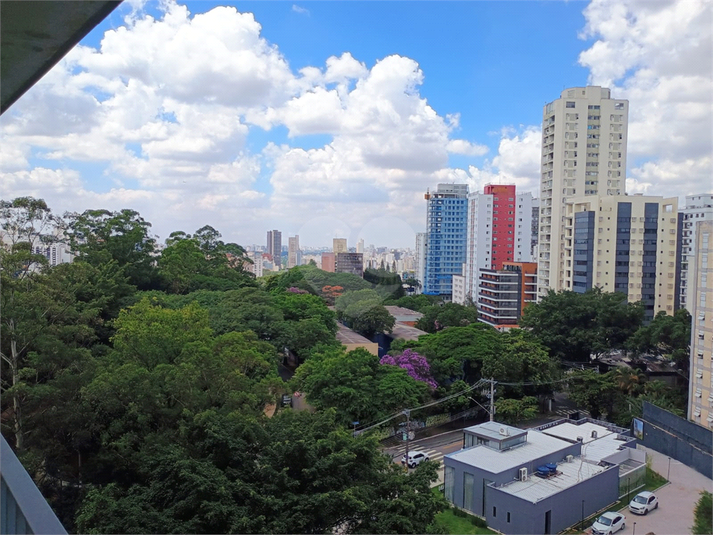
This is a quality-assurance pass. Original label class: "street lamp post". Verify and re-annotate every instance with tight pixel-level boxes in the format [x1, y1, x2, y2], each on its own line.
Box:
[667, 456, 671, 481]
[633, 522, 637, 535]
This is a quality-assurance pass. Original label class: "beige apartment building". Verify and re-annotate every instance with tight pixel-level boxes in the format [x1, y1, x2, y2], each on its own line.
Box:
[538, 86, 629, 299]
[689, 221, 713, 427]
[333, 238, 348, 254]
[561, 194, 678, 321]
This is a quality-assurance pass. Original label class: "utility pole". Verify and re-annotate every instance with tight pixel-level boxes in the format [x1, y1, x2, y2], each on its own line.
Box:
[403, 409, 411, 469]
[489, 378, 495, 422]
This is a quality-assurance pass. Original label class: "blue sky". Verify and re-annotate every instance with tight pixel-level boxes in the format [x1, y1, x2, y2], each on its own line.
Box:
[1, 0, 710, 248]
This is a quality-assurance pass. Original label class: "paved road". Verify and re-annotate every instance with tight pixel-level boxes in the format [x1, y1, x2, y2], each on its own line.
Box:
[383, 429, 463, 485]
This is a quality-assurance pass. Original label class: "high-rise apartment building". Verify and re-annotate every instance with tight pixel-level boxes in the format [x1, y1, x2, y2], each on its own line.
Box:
[461, 186, 534, 304]
[356, 239, 364, 254]
[266, 230, 282, 268]
[415, 232, 427, 294]
[688, 220, 712, 427]
[32, 243, 74, 266]
[321, 252, 336, 273]
[538, 86, 629, 299]
[287, 235, 300, 268]
[333, 238, 348, 254]
[423, 183, 469, 297]
[246, 251, 263, 278]
[561, 194, 678, 321]
[531, 197, 540, 260]
[336, 252, 364, 277]
[477, 262, 537, 330]
[679, 194, 713, 311]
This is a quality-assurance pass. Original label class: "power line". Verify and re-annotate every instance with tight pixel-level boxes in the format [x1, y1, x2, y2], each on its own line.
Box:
[355, 378, 489, 434]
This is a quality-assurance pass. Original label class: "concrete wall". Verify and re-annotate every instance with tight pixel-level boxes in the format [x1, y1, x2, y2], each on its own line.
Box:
[641, 401, 713, 478]
[485, 465, 619, 535]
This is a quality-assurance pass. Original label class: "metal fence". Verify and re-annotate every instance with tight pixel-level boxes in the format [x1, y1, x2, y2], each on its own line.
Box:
[376, 407, 482, 445]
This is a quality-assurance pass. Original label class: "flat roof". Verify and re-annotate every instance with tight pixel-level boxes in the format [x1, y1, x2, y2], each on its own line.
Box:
[464, 421, 528, 441]
[446, 430, 570, 473]
[494, 457, 607, 503]
[384, 305, 424, 322]
[388, 323, 428, 341]
[336, 322, 373, 345]
[539, 421, 632, 463]
[540, 421, 613, 444]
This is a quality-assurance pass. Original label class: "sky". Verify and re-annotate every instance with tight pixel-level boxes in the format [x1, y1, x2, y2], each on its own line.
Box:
[1, 0, 711, 248]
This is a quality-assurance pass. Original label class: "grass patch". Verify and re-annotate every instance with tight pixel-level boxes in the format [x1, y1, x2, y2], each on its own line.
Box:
[433, 508, 496, 535]
[430, 487, 495, 534]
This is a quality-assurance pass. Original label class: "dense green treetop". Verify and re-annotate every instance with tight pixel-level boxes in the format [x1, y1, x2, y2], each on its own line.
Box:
[415, 302, 480, 333]
[520, 288, 644, 362]
[295, 347, 428, 426]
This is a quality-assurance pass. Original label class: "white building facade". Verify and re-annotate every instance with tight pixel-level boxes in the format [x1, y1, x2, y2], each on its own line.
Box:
[680, 194, 713, 311]
[538, 86, 629, 299]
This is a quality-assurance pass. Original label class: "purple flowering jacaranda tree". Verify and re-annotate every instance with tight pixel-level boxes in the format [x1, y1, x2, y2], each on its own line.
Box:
[380, 349, 438, 389]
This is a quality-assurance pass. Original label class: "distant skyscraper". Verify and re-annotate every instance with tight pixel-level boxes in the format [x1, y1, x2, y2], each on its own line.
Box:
[336, 252, 364, 277]
[266, 230, 282, 269]
[538, 86, 629, 299]
[679, 194, 713, 311]
[415, 232, 427, 294]
[246, 251, 263, 278]
[333, 238, 348, 254]
[461, 185, 533, 304]
[321, 252, 336, 273]
[356, 239, 364, 254]
[288, 235, 300, 268]
[423, 183, 468, 297]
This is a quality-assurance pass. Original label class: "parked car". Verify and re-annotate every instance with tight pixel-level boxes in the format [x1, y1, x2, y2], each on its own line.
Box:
[401, 451, 429, 468]
[591, 512, 626, 535]
[629, 490, 659, 515]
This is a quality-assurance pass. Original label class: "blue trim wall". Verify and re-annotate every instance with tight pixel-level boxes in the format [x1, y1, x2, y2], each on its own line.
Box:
[614, 202, 632, 294]
[573, 211, 595, 292]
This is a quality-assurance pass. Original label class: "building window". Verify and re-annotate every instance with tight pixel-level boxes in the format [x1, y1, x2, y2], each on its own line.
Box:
[493, 507, 497, 518]
[566, 101, 575, 108]
[444, 466, 455, 503]
[463, 472, 474, 512]
[507, 512, 511, 523]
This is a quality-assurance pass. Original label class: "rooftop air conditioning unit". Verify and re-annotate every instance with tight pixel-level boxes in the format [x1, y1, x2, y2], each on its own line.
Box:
[576, 436, 584, 443]
[566, 455, 574, 463]
[591, 430, 598, 439]
[519, 467, 528, 481]
[499, 426, 509, 436]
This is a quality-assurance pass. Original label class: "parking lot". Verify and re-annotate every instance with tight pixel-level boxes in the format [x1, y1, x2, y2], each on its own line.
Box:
[587, 446, 711, 535]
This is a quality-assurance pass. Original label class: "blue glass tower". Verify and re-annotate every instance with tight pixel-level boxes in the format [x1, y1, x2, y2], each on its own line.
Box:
[424, 183, 469, 297]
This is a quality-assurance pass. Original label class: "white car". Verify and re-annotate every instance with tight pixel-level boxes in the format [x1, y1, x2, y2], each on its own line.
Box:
[591, 512, 626, 535]
[401, 451, 429, 468]
[629, 491, 659, 515]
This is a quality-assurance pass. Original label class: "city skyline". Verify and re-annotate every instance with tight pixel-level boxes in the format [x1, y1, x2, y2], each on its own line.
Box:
[1, 0, 710, 248]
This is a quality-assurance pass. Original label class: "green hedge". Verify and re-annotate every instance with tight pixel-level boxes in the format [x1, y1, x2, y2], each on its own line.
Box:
[451, 507, 488, 528]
